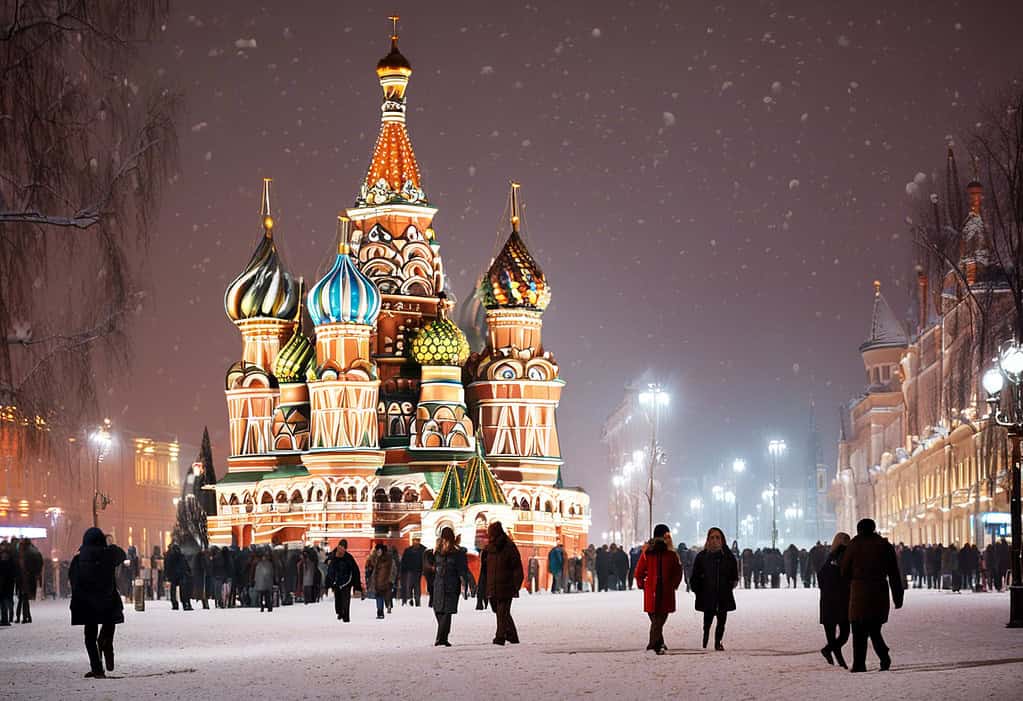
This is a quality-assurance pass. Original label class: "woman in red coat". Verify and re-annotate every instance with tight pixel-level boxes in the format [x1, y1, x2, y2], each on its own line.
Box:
[634, 523, 684, 655]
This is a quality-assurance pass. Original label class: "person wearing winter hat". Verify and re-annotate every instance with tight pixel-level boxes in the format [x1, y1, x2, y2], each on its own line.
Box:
[634, 523, 683, 655]
[69, 528, 126, 679]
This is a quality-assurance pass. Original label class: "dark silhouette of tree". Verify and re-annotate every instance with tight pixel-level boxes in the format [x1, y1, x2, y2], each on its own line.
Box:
[0, 1, 179, 436]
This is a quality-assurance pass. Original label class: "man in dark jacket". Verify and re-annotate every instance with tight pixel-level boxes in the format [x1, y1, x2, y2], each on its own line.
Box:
[70, 528, 126, 679]
[164, 543, 192, 611]
[547, 543, 564, 593]
[818, 534, 851, 668]
[595, 546, 609, 592]
[485, 521, 524, 645]
[740, 548, 754, 589]
[16, 538, 43, 623]
[840, 519, 904, 672]
[628, 545, 642, 590]
[400, 538, 426, 606]
[613, 544, 630, 591]
[635, 524, 683, 654]
[784, 544, 799, 588]
[325, 540, 362, 622]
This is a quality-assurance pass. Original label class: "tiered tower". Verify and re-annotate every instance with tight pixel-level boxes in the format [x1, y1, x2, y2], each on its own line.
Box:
[223, 179, 299, 469]
[304, 216, 384, 480]
[345, 25, 444, 460]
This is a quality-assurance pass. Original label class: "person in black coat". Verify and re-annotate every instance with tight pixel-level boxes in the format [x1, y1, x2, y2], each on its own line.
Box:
[324, 540, 362, 622]
[70, 528, 126, 679]
[400, 539, 426, 606]
[0, 540, 16, 625]
[690, 527, 739, 650]
[595, 545, 610, 592]
[431, 527, 468, 646]
[817, 532, 851, 668]
[475, 547, 489, 610]
[164, 543, 192, 611]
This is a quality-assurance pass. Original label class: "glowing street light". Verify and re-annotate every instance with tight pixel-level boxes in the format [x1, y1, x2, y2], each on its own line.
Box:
[637, 383, 670, 535]
[767, 440, 787, 548]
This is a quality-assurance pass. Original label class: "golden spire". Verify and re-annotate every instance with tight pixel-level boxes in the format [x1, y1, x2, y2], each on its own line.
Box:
[389, 14, 400, 43]
[510, 181, 521, 233]
[873, 280, 881, 297]
[337, 214, 351, 255]
[261, 177, 274, 237]
[295, 277, 305, 329]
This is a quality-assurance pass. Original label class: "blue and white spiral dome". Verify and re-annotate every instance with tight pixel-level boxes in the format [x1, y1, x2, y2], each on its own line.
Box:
[307, 246, 382, 326]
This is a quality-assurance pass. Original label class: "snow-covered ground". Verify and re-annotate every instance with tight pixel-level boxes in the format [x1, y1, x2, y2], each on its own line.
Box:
[2, 587, 1021, 700]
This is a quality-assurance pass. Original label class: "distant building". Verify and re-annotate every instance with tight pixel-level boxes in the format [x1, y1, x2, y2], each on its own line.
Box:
[209, 27, 589, 574]
[0, 409, 190, 561]
[831, 153, 1015, 546]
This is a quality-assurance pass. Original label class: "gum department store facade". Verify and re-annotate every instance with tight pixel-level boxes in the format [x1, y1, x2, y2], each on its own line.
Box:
[208, 32, 590, 566]
[831, 153, 1014, 548]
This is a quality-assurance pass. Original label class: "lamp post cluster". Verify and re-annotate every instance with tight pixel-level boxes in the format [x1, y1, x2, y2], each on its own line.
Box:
[981, 340, 1023, 629]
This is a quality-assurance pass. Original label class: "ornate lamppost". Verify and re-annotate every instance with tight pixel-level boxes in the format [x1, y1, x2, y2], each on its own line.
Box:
[982, 341, 1023, 628]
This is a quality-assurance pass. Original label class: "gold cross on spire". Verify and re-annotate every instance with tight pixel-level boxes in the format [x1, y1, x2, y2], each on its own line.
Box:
[510, 181, 521, 233]
[388, 14, 400, 40]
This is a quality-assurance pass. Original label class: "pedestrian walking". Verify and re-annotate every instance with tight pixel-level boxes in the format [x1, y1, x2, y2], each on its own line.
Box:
[69, 528, 126, 679]
[840, 518, 904, 672]
[432, 527, 468, 646]
[818, 532, 851, 669]
[400, 538, 426, 607]
[164, 543, 193, 611]
[15, 538, 43, 623]
[371, 543, 395, 618]
[634, 523, 683, 655]
[690, 527, 738, 651]
[484, 521, 523, 645]
[325, 540, 361, 622]
[547, 542, 564, 593]
[0, 540, 17, 625]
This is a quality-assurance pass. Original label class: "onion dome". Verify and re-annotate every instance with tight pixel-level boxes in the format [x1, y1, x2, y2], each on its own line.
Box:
[308, 216, 382, 326]
[482, 183, 551, 311]
[412, 297, 470, 366]
[273, 328, 313, 383]
[224, 178, 300, 321]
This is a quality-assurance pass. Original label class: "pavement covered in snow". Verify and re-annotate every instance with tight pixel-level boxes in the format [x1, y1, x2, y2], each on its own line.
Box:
[2, 587, 1022, 700]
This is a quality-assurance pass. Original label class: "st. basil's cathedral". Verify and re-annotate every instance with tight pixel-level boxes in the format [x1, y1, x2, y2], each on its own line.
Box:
[208, 26, 591, 568]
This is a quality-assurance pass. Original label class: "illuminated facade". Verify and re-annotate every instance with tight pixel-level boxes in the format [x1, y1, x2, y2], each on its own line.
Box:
[209, 28, 590, 568]
[0, 411, 186, 561]
[831, 152, 1014, 547]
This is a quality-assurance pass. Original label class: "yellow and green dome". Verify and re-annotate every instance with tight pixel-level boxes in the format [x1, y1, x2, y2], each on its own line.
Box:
[411, 315, 470, 366]
[273, 328, 313, 383]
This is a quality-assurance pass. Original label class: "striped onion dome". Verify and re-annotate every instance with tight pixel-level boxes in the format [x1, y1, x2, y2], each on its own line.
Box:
[272, 328, 314, 383]
[307, 218, 382, 327]
[482, 230, 551, 311]
[224, 179, 300, 322]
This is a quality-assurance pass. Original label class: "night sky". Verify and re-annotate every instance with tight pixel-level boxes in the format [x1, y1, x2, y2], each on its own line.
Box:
[111, 1, 1023, 535]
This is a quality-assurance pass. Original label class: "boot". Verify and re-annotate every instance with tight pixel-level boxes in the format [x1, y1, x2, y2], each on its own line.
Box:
[821, 647, 834, 665]
[878, 651, 891, 671]
[833, 648, 847, 669]
[702, 627, 710, 649]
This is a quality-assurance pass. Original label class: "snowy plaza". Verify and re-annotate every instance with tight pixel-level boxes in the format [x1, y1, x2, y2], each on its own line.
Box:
[3, 587, 1022, 700]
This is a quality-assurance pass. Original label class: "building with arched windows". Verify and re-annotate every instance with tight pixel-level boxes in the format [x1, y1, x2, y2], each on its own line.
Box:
[208, 27, 590, 572]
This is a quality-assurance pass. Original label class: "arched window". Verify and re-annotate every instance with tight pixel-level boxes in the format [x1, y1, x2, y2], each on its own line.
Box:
[291, 490, 304, 504]
[360, 486, 369, 502]
[374, 488, 388, 503]
[349, 486, 359, 502]
[389, 486, 403, 503]
[261, 492, 273, 504]
[403, 488, 419, 503]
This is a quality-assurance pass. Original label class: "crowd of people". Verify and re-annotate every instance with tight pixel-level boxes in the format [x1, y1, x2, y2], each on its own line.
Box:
[1, 520, 1014, 679]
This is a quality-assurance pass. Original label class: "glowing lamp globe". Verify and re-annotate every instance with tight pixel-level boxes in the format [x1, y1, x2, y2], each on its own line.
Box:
[1000, 344, 1023, 378]
[982, 367, 1005, 397]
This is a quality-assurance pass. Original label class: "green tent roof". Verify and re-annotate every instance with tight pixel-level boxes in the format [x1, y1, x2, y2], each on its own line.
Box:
[431, 463, 464, 510]
[461, 441, 506, 507]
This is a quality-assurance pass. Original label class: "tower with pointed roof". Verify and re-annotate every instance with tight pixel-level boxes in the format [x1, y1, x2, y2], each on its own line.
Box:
[467, 184, 561, 477]
[860, 281, 908, 392]
[345, 20, 447, 459]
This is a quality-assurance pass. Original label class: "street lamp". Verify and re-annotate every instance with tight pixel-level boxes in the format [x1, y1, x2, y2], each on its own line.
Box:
[638, 383, 670, 536]
[733, 458, 745, 543]
[690, 496, 703, 543]
[768, 439, 787, 549]
[982, 340, 1023, 628]
[90, 419, 113, 528]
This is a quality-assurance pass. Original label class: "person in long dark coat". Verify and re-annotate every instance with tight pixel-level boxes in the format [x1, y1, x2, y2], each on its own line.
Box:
[16, 538, 43, 623]
[634, 524, 683, 654]
[70, 528, 126, 678]
[431, 527, 468, 646]
[0, 540, 17, 625]
[840, 518, 904, 672]
[484, 521, 524, 645]
[817, 532, 851, 668]
[475, 547, 489, 610]
[595, 545, 609, 592]
[164, 543, 192, 611]
[690, 527, 739, 650]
